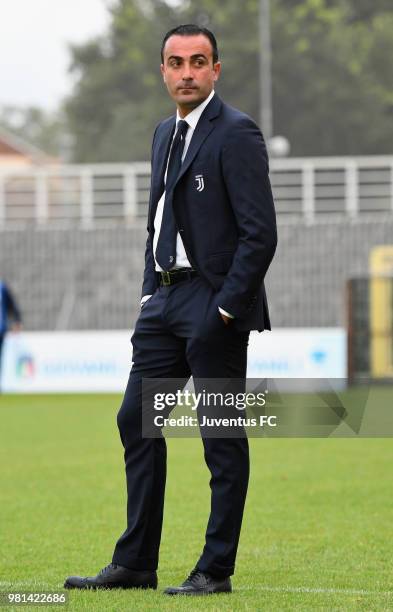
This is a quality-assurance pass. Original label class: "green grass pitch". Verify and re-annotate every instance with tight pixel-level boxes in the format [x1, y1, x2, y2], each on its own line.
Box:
[1, 389, 393, 610]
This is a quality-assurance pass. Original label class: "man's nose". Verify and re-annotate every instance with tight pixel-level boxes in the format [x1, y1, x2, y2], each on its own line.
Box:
[181, 62, 193, 80]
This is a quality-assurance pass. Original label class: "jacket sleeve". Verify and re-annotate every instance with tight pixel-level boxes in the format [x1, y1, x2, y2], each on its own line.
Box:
[216, 117, 277, 319]
[141, 126, 160, 299]
[141, 232, 157, 298]
[4, 284, 22, 323]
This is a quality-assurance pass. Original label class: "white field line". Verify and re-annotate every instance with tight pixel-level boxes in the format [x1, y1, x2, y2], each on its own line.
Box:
[0, 582, 392, 598]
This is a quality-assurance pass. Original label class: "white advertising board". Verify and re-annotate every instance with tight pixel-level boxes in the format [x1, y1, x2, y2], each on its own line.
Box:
[247, 328, 346, 379]
[1, 328, 346, 393]
[1, 331, 132, 393]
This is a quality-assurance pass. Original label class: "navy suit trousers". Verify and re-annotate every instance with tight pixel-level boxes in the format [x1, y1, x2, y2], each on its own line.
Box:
[112, 276, 250, 578]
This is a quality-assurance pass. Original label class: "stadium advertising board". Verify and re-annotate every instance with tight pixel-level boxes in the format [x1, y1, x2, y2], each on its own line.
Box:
[1, 328, 346, 393]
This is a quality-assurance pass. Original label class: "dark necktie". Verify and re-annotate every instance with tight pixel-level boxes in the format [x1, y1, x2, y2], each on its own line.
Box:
[155, 119, 189, 271]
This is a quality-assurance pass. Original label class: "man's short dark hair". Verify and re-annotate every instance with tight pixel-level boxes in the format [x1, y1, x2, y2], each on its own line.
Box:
[161, 24, 219, 65]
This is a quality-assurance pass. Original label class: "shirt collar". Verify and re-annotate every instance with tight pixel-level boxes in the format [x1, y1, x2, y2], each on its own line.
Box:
[176, 89, 215, 131]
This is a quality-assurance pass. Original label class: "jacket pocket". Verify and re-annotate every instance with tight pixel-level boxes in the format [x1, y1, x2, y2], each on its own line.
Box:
[206, 251, 234, 274]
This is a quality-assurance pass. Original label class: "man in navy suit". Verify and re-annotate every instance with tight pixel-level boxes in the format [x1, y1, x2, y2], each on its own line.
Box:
[65, 24, 277, 595]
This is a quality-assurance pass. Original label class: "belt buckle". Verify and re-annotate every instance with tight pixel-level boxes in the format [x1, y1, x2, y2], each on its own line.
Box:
[162, 271, 171, 286]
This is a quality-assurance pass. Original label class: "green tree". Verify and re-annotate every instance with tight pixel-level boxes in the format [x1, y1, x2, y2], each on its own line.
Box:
[65, 0, 177, 162]
[65, 0, 393, 160]
[272, 0, 393, 154]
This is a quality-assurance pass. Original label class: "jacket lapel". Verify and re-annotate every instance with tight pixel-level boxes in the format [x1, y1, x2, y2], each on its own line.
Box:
[174, 94, 222, 188]
[149, 94, 222, 227]
[149, 117, 176, 226]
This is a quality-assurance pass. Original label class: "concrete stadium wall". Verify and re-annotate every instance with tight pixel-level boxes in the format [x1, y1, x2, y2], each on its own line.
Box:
[1, 217, 393, 330]
[268, 217, 393, 327]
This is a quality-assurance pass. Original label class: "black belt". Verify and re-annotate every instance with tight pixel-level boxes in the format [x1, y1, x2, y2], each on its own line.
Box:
[157, 268, 198, 286]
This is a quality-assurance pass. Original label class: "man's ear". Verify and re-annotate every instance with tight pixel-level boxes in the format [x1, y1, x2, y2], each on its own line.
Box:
[160, 64, 166, 83]
[213, 61, 221, 82]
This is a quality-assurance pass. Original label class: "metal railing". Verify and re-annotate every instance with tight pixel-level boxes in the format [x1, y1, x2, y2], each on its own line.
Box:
[0, 156, 392, 229]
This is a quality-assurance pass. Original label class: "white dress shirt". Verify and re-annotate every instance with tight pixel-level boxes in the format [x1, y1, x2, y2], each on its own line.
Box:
[152, 89, 215, 272]
[142, 89, 233, 319]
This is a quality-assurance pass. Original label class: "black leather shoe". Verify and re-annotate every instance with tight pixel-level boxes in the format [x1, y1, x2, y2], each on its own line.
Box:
[64, 563, 157, 590]
[164, 569, 231, 595]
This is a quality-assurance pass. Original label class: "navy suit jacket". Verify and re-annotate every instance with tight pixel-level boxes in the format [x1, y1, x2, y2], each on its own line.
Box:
[142, 93, 277, 332]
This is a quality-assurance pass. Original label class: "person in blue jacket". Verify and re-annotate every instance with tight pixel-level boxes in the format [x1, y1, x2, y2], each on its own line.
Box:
[0, 280, 22, 387]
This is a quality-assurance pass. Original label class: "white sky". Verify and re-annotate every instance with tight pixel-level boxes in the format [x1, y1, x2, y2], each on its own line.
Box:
[0, 0, 111, 111]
